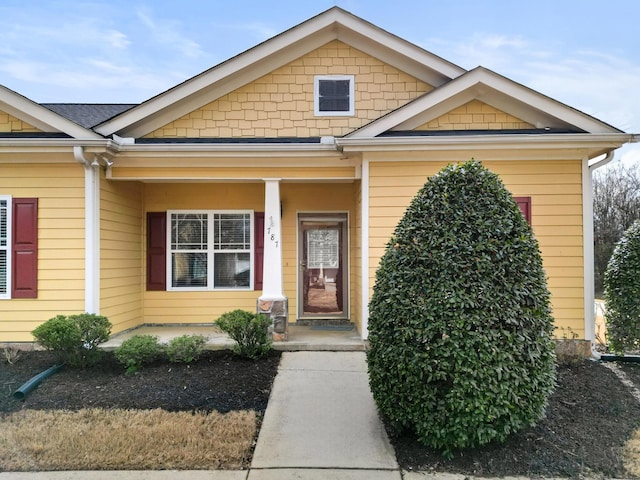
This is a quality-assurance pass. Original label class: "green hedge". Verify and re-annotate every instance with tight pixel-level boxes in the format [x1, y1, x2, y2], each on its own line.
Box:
[367, 160, 556, 455]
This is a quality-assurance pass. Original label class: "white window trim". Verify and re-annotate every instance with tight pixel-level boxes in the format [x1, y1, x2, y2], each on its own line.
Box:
[314, 75, 355, 116]
[0, 195, 12, 300]
[166, 210, 254, 292]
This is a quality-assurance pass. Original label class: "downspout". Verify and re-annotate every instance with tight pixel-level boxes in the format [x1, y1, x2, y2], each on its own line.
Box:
[73, 146, 100, 314]
[584, 151, 615, 360]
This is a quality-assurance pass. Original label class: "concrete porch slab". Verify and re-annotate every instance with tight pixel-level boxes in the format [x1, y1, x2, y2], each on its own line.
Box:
[100, 324, 365, 352]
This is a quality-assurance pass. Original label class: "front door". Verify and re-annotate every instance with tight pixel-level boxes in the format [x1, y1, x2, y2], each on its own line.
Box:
[298, 213, 348, 319]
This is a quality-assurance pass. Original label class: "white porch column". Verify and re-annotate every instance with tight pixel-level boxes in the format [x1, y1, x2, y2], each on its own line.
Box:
[258, 179, 288, 339]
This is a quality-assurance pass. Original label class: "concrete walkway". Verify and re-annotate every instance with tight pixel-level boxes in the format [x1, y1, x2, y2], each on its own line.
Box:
[249, 351, 400, 479]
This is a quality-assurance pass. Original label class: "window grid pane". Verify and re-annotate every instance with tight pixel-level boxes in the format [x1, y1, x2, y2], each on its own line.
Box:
[169, 211, 252, 290]
[171, 213, 207, 250]
[213, 213, 251, 250]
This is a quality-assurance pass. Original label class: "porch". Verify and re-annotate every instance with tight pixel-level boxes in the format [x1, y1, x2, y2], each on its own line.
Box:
[100, 323, 366, 352]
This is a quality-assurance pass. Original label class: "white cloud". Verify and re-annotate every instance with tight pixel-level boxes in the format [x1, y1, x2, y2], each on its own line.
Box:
[105, 30, 130, 50]
[135, 7, 204, 58]
[236, 22, 279, 41]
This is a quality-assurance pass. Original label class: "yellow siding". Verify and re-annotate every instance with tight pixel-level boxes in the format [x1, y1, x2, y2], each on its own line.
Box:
[0, 110, 41, 133]
[142, 182, 357, 326]
[352, 180, 363, 333]
[100, 175, 144, 334]
[144, 40, 433, 139]
[367, 158, 585, 337]
[416, 100, 534, 130]
[0, 163, 85, 342]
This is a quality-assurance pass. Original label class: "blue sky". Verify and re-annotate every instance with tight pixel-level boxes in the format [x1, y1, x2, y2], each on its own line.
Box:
[0, 0, 638, 164]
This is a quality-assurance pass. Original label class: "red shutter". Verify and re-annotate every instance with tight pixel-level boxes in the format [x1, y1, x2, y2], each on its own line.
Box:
[147, 212, 166, 291]
[515, 197, 531, 225]
[254, 212, 264, 290]
[12, 198, 38, 298]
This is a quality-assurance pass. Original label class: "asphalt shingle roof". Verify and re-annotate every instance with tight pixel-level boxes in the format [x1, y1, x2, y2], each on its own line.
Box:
[41, 103, 138, 129]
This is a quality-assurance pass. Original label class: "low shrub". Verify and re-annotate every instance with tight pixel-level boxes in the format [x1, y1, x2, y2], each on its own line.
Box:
[604, 220, 640, 353]
[217, 310, 271, 359]
[32, 313, 111, 367]
[114, 335, 164, 373]
[167, 334, 207, 363]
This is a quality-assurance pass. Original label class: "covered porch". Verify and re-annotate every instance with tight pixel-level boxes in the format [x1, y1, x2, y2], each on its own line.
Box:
[100, 323, 365, 351]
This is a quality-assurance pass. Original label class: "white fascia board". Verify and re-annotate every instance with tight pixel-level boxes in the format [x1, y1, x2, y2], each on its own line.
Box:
[95, 13, 343, 137]
[110, 36, 334, 138]
[333, 19, 465, 84]
[96, 7, 465, 138]
[0, 87, 102, 139]
[337, 133, 634, 153]
[348, 68, 624, 138]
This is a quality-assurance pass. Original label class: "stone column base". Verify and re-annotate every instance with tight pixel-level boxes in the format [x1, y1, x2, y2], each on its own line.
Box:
[257, 298, 288, 341]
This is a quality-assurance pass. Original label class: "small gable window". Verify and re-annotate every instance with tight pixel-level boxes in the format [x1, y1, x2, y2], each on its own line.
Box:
[314, 75, 354, 116]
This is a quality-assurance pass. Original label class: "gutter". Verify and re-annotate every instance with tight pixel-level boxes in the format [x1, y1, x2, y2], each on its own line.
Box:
[588, 150, 615, 171]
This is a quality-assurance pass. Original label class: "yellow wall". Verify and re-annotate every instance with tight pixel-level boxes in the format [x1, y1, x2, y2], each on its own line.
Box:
[416, 100, 534, 131]
[0, 110, 40, 133]
[0, 163, 86, 342]
[367, 157, 584, 337]
[142, 181, 357, 326]
[100, 175, 144, 334]
[144, 40, 433, 139]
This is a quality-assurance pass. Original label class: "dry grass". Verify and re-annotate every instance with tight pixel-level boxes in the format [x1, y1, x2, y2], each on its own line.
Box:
[625, 428, 640, 477]
[0, 408, 256, 471]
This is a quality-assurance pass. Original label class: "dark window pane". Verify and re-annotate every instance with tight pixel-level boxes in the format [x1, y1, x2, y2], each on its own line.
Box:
[214, 252, 251, 287]
[172, 252, 208, 287]
[318, 79, 350, 112]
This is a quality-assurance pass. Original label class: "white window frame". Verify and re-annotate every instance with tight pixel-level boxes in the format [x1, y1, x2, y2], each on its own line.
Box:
[314, 75, 355, 116]
[0, 195, 12, 300]
[167, 210, 254, 291]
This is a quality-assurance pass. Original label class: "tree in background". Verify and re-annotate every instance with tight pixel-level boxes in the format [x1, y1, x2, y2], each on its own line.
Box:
[593, 163, 640, 297]
[604, 220, 640, 353]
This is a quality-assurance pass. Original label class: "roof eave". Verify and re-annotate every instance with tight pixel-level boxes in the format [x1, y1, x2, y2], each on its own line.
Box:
[337, 132, 634, 156]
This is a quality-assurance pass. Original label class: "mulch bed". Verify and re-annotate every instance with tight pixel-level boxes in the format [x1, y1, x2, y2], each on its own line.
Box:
[2, 351, 640, 477]
[393, 360, 640, 478]
[1, 350, 281, 414]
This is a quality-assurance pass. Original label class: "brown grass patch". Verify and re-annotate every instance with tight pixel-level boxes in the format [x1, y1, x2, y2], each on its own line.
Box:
[624, 427, 640, 477]
[0, 408, 256, 471]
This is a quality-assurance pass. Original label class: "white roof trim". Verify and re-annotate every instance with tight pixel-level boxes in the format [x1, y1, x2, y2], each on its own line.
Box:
[346, 67, 623, 138]
[0, 85, 103, 139]
[95, 7, 466, 138]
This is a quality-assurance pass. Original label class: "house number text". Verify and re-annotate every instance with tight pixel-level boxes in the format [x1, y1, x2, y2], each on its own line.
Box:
[267, 216, 279, 248]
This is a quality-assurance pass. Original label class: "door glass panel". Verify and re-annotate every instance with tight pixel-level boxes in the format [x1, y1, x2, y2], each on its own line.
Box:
[300, 218, 346, 316]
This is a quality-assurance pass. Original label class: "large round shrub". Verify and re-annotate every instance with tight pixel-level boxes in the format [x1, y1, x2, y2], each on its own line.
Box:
[604, 220, 640, 353]
[367, 160, 556, 454]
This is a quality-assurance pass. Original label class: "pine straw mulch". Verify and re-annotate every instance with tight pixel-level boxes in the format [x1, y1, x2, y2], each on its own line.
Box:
[0, 349, 281, 471]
